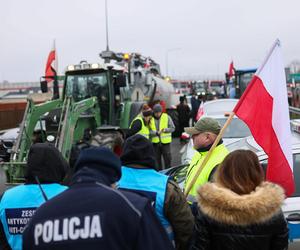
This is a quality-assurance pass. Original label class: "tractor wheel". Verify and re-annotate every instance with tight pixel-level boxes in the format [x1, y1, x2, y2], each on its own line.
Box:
[91, 130, 124, 156]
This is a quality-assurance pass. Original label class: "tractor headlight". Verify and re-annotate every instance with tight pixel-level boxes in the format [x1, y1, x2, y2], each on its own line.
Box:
[67, 65, 75, 71]
[91, 63, 99, 69]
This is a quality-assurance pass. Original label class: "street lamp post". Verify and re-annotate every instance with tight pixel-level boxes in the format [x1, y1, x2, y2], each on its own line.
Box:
[165, 48, 181, 77]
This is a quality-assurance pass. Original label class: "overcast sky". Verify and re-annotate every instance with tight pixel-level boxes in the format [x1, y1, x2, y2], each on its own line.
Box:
[1, 0, 300, 82]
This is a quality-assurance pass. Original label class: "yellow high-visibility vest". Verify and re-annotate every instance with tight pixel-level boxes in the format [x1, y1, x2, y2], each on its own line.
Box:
[150, 113, 172, 144]
[130, 115, 150, 139]
[184, 144, 229, 203]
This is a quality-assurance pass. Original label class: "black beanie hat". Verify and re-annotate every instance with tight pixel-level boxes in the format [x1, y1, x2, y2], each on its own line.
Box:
[121, 134, 157, 170]
[74, 147, 122, 183]
[26, 143, 68, 184]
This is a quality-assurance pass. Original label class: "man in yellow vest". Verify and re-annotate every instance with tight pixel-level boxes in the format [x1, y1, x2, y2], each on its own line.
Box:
[126, 104, 153, 139]
[150, 104, 175, 170]
[184, 117, 229, 204]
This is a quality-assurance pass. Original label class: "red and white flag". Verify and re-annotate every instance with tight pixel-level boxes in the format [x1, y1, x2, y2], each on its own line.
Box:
[144, 57, 151, 69]
[45, 40, 57, 83]
[233, 40, 294, 196]
[196, 101, 204, 121]
[228, 61, 234, 79]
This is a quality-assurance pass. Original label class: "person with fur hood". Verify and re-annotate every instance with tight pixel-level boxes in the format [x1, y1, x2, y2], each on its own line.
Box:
[190, 150, 288, 250]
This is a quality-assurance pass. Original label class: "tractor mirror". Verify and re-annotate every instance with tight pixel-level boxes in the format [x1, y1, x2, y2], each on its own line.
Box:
[40, 80, 48, 93]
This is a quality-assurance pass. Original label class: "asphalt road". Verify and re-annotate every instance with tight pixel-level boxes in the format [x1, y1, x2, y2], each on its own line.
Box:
[289, 241, 300, 249]
[170, 137, 184, 167]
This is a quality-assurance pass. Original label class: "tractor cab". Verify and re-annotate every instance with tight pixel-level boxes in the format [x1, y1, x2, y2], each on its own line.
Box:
[63, 62, 127, 126]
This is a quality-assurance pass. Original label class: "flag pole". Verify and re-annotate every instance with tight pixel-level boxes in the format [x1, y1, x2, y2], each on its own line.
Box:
[256, 39, 280, 75]
[184, 112, 235, 197]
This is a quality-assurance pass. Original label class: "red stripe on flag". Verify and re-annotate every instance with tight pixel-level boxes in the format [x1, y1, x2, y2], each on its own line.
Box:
[228, 61, 234, 79]
[196, 101, 204, 121]
[45, 50, 56, 82]
[234, 76, 295, 196]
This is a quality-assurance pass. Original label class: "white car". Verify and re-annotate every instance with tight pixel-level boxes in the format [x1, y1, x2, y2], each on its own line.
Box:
[0, 128, 19, 162]
[201, 98, 251, 145]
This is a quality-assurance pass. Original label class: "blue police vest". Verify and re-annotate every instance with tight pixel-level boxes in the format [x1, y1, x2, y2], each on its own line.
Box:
[118, 166, 174, 241]
[0, 183, 67, 250]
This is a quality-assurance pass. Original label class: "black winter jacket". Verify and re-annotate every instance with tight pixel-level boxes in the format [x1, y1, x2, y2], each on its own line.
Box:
[190, 182, 288, 250]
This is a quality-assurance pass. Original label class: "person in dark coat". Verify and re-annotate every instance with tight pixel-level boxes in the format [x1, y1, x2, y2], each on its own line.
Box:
[0, 143, 68, 250]
[176, 96, 190, 137]
[190, 93, 200, 125]
[22, 146, 174, 250]
[119, 134, 194, 250]
[190, 150, 288, 250]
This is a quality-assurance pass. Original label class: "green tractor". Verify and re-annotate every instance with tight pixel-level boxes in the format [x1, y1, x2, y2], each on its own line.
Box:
[2, 58, 143, 183]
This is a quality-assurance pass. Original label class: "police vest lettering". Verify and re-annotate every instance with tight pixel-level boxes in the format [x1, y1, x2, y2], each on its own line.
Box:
[34, 215, 102, 245]
[5, 208, 37, 235]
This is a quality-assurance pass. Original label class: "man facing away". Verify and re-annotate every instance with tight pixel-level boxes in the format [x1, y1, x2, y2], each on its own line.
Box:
[118, 134, 194, 250]
[184, 117, 229, 204]
[176, 96, 190, 138]
[22, 146, 174, 250]
[0, 143, 68, 250]
[150, 103, 175, 170]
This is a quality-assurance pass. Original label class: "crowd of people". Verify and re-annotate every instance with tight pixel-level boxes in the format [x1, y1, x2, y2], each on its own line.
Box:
[0, 102, 289, 250]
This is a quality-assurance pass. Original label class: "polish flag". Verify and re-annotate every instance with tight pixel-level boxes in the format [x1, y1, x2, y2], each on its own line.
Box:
[228, 61, 234, 79]
[45, 40, 57, 83]
[233, 40, 294, 196]
[196, 101, 204, 121]
[144, 57, 151, 69]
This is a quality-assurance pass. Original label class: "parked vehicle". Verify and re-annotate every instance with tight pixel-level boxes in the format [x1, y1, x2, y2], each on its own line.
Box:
[207, 80, 226, 98]
[225, 68, 257, 98]
[191, 81, 208, 96]
[0, 128, 19, 162]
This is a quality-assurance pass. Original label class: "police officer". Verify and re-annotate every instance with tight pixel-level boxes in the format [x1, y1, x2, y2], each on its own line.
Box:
[119, 135, 194, 250]
[0, 143, 68, 250]
[150, 104, 175, 170]
[184, 117, 229, 204]
[23, 147, 174, 250]
[126, 104, 153, 139]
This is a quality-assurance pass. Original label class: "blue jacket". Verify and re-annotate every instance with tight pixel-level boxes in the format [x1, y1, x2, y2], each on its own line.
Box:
[118, 166, 174, 241]
[0, 184, 67, 250]
[22, 167, 174, 250]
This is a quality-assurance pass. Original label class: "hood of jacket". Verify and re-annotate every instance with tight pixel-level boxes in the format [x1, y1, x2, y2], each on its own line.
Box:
[121, 134, 157, 170]
[70, 167, 112, 186]
[197, 181, 285, 226]
[25, 143, 68, 184]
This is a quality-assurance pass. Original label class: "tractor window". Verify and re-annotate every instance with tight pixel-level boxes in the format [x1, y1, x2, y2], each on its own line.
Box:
[65, 73, 108, 102]
[238, 72, 255, 95]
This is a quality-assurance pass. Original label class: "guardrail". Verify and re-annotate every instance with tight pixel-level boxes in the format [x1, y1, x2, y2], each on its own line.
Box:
[289, 106, 300, 116]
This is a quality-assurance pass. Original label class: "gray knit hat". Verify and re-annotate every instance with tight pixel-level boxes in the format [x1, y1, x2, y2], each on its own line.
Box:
[153, 104, 162, 113]
[184, 117, 221, 135]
